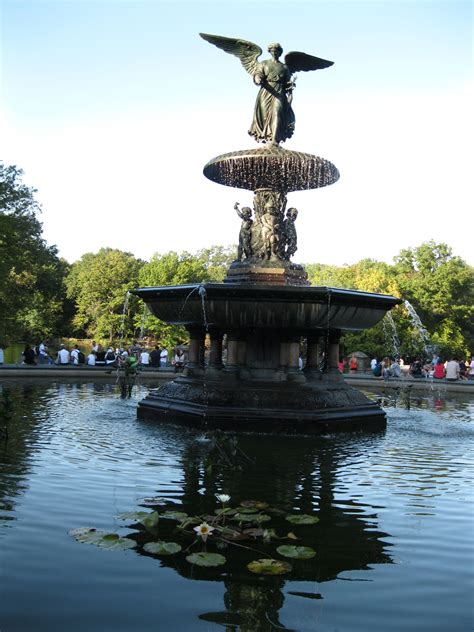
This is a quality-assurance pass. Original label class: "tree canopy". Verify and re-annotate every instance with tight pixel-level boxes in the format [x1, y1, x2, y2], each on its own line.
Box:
[0, 163, 69, 342]
[1, 160, 472, 360]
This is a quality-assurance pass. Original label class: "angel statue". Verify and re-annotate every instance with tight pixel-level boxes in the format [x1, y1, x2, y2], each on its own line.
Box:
[200, 33, 333, 146]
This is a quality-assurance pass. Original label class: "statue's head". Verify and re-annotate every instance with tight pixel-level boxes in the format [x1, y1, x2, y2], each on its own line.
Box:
[242, 207, 252, 219]
[287, 207, 298, 220]
[267, 42, 283, 58]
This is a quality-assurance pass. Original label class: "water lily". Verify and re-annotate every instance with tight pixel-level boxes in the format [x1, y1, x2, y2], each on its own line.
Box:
[193, 522, 215, 542]
[216, 493, 231, 504]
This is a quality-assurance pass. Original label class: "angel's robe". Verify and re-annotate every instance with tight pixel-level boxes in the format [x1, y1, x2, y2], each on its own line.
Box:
[248, 59, 295, 145]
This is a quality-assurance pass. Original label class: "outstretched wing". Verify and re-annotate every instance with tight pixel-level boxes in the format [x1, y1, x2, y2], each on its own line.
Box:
[200, 33, 262, 76]
[284, 51, 334, 74]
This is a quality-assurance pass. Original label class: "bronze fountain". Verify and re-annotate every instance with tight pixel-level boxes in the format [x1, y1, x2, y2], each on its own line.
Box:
[133, 34, 401, 432]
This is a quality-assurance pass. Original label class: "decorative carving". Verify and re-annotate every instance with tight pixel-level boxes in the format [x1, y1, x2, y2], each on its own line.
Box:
[200, 33, 333, 146]
[282, 207, 298, 260]
[234, 203, 253, 260]
[235, 191, 300, 262]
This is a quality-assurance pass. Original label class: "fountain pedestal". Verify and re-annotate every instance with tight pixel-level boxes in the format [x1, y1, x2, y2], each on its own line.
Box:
[133, 284, 401, 432]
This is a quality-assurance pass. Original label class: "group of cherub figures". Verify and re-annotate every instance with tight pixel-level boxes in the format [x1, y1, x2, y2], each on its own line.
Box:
[234, 191, 298, 262]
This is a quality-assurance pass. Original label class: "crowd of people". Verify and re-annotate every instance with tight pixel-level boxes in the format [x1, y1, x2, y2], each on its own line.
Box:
[13, 340, 187, 370]
[369, 354, 474, 381]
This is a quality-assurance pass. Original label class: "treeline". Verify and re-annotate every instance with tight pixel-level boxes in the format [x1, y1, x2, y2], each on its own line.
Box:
[1, 162, 473, 359]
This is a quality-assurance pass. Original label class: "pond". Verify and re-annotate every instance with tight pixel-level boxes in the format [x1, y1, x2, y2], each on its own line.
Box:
[0, 380, 473, 632]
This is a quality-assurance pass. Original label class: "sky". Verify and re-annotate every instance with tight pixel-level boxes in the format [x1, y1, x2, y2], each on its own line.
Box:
[1, 0, 472, 267]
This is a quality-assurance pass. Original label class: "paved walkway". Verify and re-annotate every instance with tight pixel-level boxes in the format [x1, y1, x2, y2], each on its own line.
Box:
[1, 364, 473, 393]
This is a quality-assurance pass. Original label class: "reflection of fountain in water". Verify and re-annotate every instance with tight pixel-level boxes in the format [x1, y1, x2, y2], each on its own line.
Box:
[383, 311, 401, 360]
[404, 300, 434, 359]
[130, 433, 393, 630]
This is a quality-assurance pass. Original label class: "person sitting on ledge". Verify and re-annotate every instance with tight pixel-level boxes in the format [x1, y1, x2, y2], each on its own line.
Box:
[56, 344, 70, 365]
[86, 350, 96, 366]
[445, 358, 460, 381]
[433, 359, 445, 379]
[22, 344, 36, 365]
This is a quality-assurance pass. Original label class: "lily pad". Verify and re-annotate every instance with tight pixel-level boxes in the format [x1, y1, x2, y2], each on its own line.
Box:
[70, 528, 136, 550]
[143, 541, 182, 555]
[286, 514, 320, 525]
[276, 545, 316, 559]
[235, 506, 258, 514]
[186, 552, 226, 567]
[140, 511, 160, 530]
[161, 511, 188, 522]
[231, 512, 257, 523]
[247, 558, 292, 575]
[240, 500, 269, 510]
[138, 496, 168, 505]
[116, 511, 151, 522]
[254, 514, 272, 524]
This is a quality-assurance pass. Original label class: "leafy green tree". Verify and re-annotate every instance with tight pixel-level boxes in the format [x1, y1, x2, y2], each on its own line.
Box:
[65, 248, 143, 341]
[136, 246, 235, 348]
[393, 241, 474, 358]
[0, 163, 69, 342]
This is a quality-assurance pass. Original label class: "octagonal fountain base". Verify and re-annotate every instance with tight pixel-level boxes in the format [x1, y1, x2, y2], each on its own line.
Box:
[137, 372, 387, 433]
[133, 283, 402, 434]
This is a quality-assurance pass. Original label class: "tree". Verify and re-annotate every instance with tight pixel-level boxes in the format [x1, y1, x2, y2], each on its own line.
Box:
[393, 241, 474, 358]
[136, 246, 235, 348]
[0, 163, 69, 342]
[65, 248, 143, 340]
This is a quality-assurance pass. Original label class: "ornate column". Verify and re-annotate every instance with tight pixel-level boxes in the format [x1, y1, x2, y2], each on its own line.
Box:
[184, 326, 205, 376]
[286, 334, 305, 382]
[223, 331, 240, 373]
[328, 330, 342, 377]
[304, 331, 323, 379]
[206, 328, 224, 378]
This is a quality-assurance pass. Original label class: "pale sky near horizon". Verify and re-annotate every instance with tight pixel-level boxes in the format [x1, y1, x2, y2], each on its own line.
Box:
[1, 0, 472, 267]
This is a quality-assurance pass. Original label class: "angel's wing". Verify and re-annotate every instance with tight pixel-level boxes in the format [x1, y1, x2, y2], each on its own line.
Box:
[199, 33, 262, 76]
[284, 51, 334, 74]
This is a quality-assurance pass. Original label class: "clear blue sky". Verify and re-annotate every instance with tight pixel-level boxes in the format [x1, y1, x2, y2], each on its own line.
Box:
[1, 0, 472, 266]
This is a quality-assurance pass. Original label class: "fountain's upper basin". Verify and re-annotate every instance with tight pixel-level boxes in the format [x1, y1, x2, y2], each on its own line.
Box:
[203, 146, 339, 192]
[133, 284, 401, 332]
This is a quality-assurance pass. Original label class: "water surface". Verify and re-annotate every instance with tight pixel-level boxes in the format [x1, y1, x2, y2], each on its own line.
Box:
[0, 380, 473, 631]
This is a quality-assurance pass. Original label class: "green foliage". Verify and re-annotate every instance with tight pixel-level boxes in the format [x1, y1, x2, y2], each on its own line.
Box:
[0, 163, 70, 342]
[392, 241, 474, 358]
[65, 248, 143, 340]
[307, 244, 473, 360]
[136, 246, 234, 348]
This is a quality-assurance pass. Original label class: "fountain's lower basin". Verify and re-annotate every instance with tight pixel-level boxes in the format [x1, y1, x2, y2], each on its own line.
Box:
[133, 283, 401, 433]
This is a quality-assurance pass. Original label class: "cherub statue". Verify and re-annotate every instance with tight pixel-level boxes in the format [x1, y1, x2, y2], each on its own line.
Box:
[282, 207, 298, 260]
[200, 33, 333, 145]
[234, 202, 253, 260]
[260, 203, 280, 260]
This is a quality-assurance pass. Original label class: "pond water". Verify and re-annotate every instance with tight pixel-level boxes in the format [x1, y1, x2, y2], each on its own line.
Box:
[0, 380, 473, 632]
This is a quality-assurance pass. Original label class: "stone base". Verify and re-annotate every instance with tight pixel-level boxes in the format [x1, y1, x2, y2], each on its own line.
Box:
[137, 374, 386, 434]
[225, 259, 309, 286]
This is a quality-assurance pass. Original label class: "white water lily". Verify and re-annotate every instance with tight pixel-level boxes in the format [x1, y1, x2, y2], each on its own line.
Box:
[216, 494, 231, 504]
[193, 522, 215, 542]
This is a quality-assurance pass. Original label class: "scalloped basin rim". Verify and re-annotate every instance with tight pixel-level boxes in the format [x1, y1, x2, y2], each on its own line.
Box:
[133, 283, 402, 308]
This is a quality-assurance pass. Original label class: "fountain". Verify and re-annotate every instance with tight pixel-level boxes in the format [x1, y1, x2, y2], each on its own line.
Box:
[133, 33, 402, 432]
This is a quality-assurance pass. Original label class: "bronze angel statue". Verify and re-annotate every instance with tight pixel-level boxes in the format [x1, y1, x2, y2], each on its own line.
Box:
[200, 33, 333, 145]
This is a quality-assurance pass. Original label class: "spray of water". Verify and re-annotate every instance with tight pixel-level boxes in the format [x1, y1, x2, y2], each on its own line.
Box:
[404, 300, 433, 359]
[383, 312, 401, 360]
